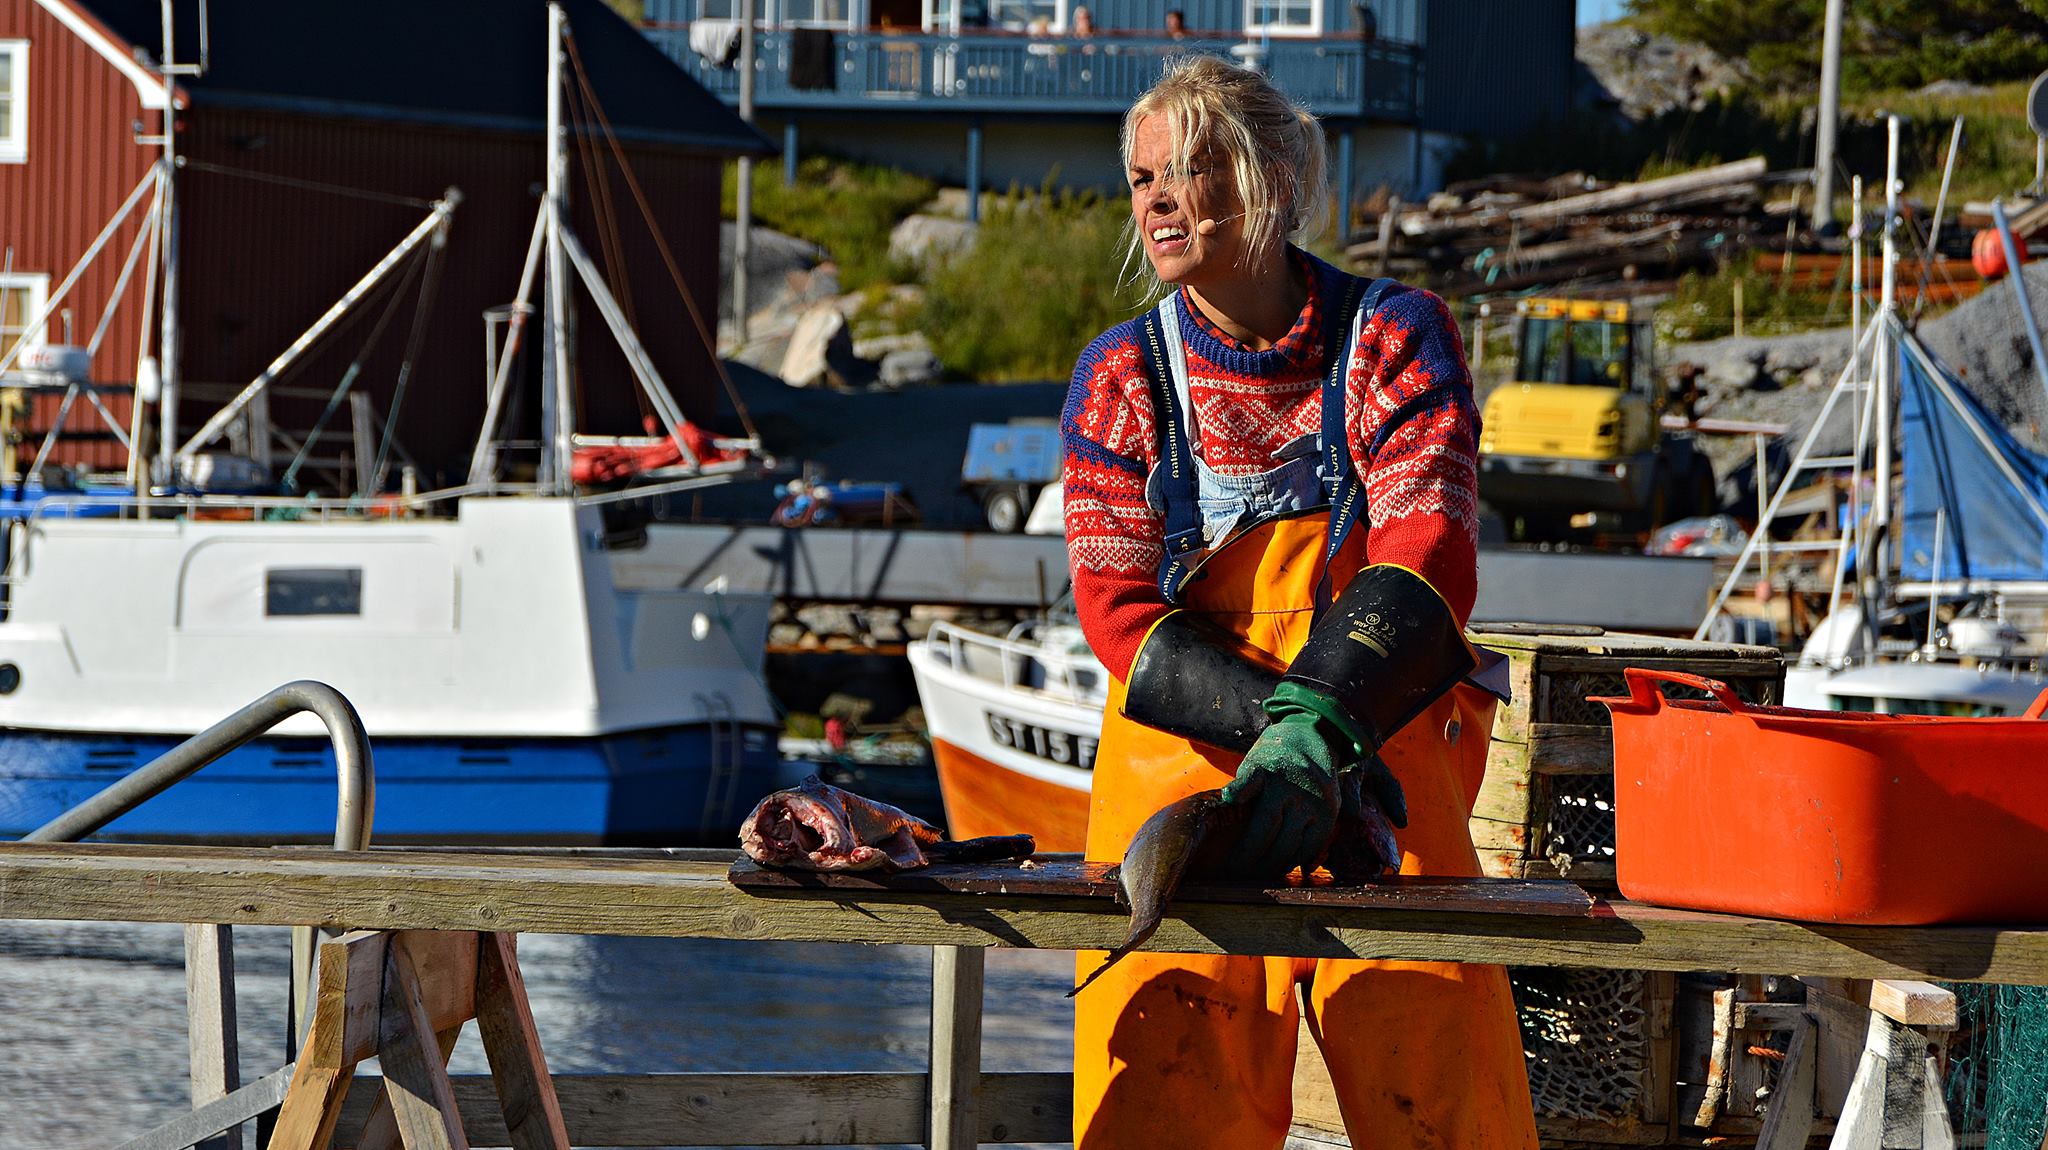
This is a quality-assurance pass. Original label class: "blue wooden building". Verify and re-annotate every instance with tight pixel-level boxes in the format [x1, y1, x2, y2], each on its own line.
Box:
[643, 0, 1574, 234]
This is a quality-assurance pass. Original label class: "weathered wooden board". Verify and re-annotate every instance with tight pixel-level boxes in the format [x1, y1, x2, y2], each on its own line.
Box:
[1527, 723, 1613, 775]
[3, 843, 2047, 985]
[726, 856, 1600, 917]
[330, 1072, 1070, 1147]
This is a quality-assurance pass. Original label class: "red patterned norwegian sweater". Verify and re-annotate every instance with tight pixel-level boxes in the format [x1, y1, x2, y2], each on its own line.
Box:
[1061, 250, 1481, 680]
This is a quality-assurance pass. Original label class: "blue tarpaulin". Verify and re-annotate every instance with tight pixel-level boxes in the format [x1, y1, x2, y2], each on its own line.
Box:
[1898, 336, 2048, 582]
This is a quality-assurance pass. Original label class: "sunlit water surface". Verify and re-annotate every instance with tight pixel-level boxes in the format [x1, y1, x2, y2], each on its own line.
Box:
[0, 922, 1075, 1149]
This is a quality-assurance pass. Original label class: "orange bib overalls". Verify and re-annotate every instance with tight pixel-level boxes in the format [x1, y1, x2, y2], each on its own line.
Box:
[1071, 286, 1538, 1150]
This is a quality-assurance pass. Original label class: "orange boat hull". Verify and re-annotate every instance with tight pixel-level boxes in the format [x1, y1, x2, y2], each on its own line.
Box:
[931, 737, 1090, 853]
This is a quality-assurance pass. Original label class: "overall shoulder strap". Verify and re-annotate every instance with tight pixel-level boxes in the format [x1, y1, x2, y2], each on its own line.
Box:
[1317, 276, 1397, 611]
[1137, 297, 1205, 605]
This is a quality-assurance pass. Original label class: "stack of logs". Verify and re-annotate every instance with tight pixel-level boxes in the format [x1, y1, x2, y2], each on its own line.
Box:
[1348, 156, 1782, 294]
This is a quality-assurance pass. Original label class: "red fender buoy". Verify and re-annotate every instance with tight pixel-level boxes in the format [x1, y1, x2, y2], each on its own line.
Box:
[1975, 228, 2029, 280]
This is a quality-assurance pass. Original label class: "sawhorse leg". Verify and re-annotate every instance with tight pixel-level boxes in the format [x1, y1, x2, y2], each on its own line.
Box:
[266, 931, 569, 1150]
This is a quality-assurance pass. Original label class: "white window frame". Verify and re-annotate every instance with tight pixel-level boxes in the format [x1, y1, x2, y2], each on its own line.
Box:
[988, 0, 1065, 33]
[0, 40, 27, 165]
[922, 0, 961, 34]
[0, 272, 50, 363]
[1243, 0, 1321, 37]
[779, 0, 859, 29]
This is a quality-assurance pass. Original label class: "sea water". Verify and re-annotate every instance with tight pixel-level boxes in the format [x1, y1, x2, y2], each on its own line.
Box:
[0, 921, 1075, 1149]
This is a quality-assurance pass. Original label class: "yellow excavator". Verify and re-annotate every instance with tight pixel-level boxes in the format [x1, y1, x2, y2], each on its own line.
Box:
[1478, 297, 1715, 541]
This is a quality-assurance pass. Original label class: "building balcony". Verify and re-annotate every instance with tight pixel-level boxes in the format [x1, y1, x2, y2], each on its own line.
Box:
[644, 25, 1421, 122]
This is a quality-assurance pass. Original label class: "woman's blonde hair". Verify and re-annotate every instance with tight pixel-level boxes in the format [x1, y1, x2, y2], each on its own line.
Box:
[1119, 54, 1329, 295]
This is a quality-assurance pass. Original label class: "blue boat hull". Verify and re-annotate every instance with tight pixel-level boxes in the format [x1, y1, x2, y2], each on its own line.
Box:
[0, 724, 780, 845]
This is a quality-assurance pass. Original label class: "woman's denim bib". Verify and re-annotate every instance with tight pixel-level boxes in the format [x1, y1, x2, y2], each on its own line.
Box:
[1145, 295, 1336, 550]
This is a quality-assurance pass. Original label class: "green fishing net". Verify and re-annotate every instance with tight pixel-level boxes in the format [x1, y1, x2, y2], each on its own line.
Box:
[1944, 983, 2048, 1147]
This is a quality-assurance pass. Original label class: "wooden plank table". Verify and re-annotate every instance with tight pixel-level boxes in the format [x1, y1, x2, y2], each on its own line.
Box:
[1, 842, 2045, 986]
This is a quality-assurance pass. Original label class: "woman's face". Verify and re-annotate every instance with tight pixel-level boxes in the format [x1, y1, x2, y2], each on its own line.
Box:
[1127, 115, 1244, 289]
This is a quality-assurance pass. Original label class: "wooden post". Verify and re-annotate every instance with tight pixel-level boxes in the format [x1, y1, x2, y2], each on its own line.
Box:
[928, 945, 985, 1150]
[1756, 1013, 1816, 1150]
[184, 923, 241, 1150]
[1808, 978, 1957, 1149]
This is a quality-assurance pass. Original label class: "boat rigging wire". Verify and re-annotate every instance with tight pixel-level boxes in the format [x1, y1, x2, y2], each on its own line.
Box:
[370, 222, 452, 496]
[280, 244, 429, 492]
[176, 159, 437, 209]
[564, 44, 653, 425]
[562, 32, 761, 441]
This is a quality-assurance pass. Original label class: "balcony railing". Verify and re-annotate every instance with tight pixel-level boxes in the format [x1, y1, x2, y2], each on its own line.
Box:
[645, 26, 1421, 121]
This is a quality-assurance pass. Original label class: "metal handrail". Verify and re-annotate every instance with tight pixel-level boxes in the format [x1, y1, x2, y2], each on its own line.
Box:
[924, 619, 1103, 706]
[23, 680, 375, 849]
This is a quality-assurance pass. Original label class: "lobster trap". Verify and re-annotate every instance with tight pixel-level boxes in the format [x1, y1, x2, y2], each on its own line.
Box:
[1466, 626, 1783, 888]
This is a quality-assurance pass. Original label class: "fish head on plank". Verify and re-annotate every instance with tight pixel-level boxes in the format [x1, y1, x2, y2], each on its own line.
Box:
[738, 775, 944, 872]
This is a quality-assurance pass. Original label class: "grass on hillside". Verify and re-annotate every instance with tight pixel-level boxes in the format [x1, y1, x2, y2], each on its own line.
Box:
[1831, 80, 2038, 206]
[913, 185, 1141, 382]
[1656, 257, 1868, 344]
[722, 157, 936, 290]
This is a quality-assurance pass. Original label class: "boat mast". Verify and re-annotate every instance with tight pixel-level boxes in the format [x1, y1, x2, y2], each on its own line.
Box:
[540, 2, 576, 496]
[1867, 115, 1902, 626]
[155, 0, 182, 487]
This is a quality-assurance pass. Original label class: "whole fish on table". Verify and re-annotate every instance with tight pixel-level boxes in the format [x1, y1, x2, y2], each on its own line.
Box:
[1071, 767, 1402, 997]
[738, 776, 1034, 872]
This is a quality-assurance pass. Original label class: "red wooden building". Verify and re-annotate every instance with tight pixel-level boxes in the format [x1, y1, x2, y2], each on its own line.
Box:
[0, 0, 768, 485]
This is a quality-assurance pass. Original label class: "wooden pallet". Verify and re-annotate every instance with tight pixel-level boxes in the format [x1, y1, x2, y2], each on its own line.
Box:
[1467, 627, 1784, 888]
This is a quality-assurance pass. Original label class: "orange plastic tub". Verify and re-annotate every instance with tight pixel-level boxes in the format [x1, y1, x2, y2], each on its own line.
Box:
[1595, 667, 2048, 925]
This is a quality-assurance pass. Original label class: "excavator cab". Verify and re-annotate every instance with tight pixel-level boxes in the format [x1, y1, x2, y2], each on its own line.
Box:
[1480, 297, 1710, 538]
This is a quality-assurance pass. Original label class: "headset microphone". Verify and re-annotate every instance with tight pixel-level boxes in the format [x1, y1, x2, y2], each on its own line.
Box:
[1194, 211, 1250, 236]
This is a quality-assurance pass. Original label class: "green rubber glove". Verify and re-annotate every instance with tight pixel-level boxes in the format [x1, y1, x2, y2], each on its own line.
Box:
[1266, 682, 1409, 830]
[1217, 682, 1413, 878]
[1216, 682, 1351, 878]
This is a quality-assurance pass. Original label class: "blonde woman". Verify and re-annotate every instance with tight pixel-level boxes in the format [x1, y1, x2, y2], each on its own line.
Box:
[1061, 55, 1538, 1148]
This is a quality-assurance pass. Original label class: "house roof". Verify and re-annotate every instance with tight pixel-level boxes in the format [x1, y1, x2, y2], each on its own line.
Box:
[71, 0, 772, 155]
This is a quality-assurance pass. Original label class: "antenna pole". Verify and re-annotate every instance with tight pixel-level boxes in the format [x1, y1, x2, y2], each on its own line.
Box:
[541, 2, 575, 495]
[733, 0, 757, 347]
[1811, 0, 1844, 232]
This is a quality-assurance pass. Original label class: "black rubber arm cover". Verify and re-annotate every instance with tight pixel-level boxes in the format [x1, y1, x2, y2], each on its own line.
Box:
[1280, 564, 1475, 752]
[1120, 611, 1282, 753]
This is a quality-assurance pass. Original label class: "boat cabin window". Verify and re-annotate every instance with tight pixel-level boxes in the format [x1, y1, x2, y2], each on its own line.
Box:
[265, 568, 364, 617]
